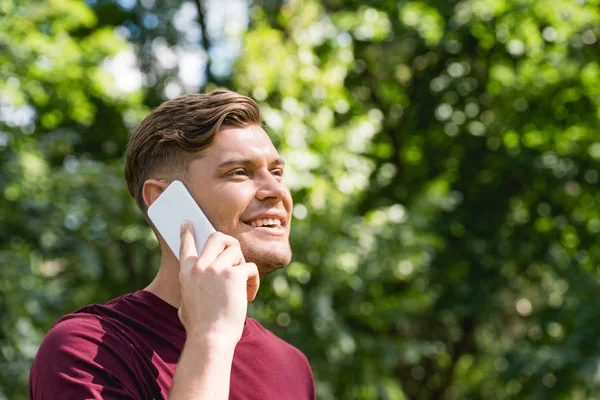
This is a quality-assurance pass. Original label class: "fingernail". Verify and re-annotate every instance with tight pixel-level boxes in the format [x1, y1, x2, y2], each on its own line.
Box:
[180, 220, 189, 233]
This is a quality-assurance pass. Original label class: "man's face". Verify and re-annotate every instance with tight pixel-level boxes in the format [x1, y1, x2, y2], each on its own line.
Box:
[185, 124, 293, 277]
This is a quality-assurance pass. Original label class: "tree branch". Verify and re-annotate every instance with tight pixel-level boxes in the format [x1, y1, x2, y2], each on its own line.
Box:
[193, 0, 217, 85]
[430, 316, 476, 400]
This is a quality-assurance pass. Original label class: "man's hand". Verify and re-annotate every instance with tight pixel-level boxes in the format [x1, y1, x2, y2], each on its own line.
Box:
[169, 221, 260, 400]
[178, 220, 260, 343]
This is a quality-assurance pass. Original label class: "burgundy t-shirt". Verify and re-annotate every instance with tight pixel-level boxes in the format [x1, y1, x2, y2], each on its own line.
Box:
[29, 290, 315, 399]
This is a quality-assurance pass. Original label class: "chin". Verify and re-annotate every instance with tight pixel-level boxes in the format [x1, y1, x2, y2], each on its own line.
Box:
[241, 242, 292, 278]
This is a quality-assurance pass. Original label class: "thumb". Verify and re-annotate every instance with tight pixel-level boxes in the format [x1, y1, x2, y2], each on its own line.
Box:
[179, 220, 198, 272]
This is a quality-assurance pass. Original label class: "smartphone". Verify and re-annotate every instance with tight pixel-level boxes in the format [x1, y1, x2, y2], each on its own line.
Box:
[147, 180, 216, 261]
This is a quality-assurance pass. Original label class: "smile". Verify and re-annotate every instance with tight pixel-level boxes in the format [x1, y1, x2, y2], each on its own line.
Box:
[248, 218, 282, 228]
[242, 217, 286, 236]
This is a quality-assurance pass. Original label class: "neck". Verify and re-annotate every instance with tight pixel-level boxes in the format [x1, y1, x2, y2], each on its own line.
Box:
[144, 251, 181, 308]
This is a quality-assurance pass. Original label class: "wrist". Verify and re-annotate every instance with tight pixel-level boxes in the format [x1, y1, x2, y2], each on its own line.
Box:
[185, 330, 239, 353]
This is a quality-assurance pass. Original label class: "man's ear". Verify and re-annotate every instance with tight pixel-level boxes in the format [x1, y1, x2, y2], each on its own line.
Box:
[142, 179, 169, 209]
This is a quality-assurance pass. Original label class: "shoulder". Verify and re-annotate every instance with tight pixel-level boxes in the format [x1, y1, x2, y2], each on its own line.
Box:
[40, 312, 125, 353]
[245, 318, 315, 395]
[48, 312, 106, 340]
[247, 318, 313, 365]
[30, 312, 136, 400]
[32, 311, 135, 376]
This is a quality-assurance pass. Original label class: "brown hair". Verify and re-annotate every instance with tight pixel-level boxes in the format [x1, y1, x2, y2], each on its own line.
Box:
[124, 90, 262, 212]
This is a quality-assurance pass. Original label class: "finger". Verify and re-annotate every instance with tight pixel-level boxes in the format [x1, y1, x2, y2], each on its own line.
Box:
[236, 262, 260, 302]
[179, 220, 198, 269]
[177, 308, 184, 325]
[209, 244, 245, 270]
[197, 232, 241, 268]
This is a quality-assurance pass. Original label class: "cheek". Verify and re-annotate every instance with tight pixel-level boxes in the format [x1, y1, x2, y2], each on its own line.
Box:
[217, 199, 243, 224]
[196, 193, 236, 227]
[210, 187, 254, 222]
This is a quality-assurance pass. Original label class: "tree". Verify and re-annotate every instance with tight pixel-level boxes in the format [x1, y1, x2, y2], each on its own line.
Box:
[0, 1, 144, 397]
[233, 0, 600, 398]
[2, 0, 600, 399]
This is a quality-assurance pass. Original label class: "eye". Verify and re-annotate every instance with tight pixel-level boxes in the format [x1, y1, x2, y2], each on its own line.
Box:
[271, 168, 284, 177]
[230, 169, 249, 177]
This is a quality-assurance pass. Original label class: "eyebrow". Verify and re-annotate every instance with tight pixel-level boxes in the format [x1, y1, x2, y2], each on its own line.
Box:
[216, 157, 285, 171]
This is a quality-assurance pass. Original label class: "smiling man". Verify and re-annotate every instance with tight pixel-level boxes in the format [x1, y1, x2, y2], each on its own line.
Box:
[29, 91, 315, 399]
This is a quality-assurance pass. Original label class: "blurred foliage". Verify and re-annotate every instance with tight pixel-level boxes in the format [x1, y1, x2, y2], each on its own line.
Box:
[1, 0, 600, 399]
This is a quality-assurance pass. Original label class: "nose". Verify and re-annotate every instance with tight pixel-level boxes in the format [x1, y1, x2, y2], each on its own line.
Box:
[256, 172, 287, 201]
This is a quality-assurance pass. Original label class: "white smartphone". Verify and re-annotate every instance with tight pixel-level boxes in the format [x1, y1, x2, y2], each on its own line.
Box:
[147, 180, 216, 261]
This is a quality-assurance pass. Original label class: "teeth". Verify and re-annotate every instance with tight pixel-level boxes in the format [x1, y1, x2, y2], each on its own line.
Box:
[249, 218, 281, 228]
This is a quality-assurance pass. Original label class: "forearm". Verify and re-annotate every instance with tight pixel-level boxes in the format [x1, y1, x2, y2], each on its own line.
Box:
[169, 335, 236, 400]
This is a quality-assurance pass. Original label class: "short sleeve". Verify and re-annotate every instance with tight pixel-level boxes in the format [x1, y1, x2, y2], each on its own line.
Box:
[29, 314, 138, 400]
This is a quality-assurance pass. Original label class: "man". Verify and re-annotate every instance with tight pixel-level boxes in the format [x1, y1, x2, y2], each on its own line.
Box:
[29, 90, 315, 399]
